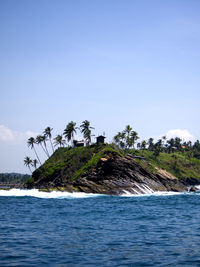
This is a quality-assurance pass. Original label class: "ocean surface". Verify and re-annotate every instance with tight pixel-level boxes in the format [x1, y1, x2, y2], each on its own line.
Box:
[1, 189, 200, 266]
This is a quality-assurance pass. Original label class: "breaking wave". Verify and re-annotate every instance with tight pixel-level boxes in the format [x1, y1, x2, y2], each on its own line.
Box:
[0, 189, 104, 199]
[121, 191, 187, 197]
[0, 187, 199, 199]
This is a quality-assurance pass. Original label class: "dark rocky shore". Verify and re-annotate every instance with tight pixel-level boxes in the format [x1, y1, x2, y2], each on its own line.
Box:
[26, 149, 199, 195]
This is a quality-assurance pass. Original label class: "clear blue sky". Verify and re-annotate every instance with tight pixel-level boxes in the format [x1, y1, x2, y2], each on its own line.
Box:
[0, 0, 200, 173]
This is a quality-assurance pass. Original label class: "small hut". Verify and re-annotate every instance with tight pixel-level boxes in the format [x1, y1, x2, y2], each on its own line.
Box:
[96, 135, 106, 145]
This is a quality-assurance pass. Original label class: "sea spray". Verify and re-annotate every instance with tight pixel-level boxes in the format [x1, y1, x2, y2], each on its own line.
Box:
[0, 189, 104, 199]
[0, 188, 197, 199]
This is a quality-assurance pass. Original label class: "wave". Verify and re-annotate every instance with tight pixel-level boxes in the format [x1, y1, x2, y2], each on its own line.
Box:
[121, 191, 187, 197]
[0, 187, 199, 199]
[0, 189, 104, 199]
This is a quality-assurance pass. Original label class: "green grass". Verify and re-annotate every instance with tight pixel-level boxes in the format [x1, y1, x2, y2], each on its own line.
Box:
[31, 144, 123, 183]
[72, 146, 122, 180]
[24, 177, 34, 185]
[30, 144, 200, 187]
[127, 149, 200, 180]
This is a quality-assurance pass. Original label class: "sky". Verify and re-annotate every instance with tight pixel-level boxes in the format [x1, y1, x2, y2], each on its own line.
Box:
[0, 0, 200, 173]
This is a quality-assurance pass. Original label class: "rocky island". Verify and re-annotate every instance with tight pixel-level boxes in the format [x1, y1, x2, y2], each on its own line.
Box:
[24, 144, 200, 195]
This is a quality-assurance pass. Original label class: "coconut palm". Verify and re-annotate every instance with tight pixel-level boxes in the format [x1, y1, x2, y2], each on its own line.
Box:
[32, 159, 38, 170]
[63, 121, 78, 146]
[148, 138, 154, 151]
[114, 131, 126, 149]
[80, 120, 94, 145]
[125, 125, 132, 137]
[24, 156, 33, 173]
[125, 125, 133, 148]
[54, 135, 66, 147]
[130, 131, 139, 148]
[141, 140, 147, 150]
[43, 134, 50, 157]
[44, 127, 54, 153]
[137, 142, 141, 149]
[27, 137, 41, 165]
[36, 135, 49, 157]
[114, 132, 121, 144]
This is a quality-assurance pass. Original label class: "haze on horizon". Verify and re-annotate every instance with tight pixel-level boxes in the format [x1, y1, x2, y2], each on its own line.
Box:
[0, 0, 200, 173]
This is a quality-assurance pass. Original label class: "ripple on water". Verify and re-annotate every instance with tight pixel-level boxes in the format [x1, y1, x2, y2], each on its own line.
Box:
[1, 191, 200, 266]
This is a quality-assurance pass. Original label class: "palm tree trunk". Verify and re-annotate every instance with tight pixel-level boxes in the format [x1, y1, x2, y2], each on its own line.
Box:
[33, 146, 41, 165]
[50, 138, 54, 153]
[44, 142, 50, 157]
[28, 166, 32, 174]
[40, 144, 49, 157]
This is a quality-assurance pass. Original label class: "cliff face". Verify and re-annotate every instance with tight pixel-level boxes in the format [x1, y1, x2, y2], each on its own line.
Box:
[71, 151, 189, 195]
[26, 146, 198, 195]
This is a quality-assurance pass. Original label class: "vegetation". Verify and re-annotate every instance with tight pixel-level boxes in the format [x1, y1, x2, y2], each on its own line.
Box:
[72, 145, 122, 180]
[114, 125, 139, 149]
[31, 144, 118, 184]
[24, 156, 33, 173]
[44, 127, 54, 153]
[126, 149, 200, 180]
[24, 120, 95, 173]
[27, 137, 41, 164]
[24, 122, 200, 185]
[53, 135, 66, 147]
[63, 121, 79, 146]
[80, 120, 95, 145]
[0, 173, 30, 184]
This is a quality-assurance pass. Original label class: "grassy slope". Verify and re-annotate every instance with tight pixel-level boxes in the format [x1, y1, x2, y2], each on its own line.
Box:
[25, 145, 200, 187]
[129, 149, 200, 180]
[26, 144, 122, 186]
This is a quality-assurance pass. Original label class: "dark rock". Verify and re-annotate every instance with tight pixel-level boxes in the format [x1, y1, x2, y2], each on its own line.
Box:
[29, 151, 196, 195]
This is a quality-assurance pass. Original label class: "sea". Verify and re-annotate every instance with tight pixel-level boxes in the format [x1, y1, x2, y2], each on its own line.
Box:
[1, 189, 200, 267]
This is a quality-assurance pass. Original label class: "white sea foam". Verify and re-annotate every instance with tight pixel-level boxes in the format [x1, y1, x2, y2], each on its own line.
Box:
[0, 188, 198, 199]
[122, 189, 139, 195]
[121, 189, 191, 197]
[143, 184, 155, 193]
[135, 183, 148, 194]
[0, 189, 103, 199]
[121, 190, 189, 197]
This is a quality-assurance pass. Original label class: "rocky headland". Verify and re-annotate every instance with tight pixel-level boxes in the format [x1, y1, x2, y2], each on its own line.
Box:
[24, 145, 199, 195]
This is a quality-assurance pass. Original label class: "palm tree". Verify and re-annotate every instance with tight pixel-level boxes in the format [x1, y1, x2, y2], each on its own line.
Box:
[36, 135, 49, 157]
[125, 125, 132, 137]
[137, 142, 141, 149]
[141, 140, 147, 151]
[24, 156, 33, 173]
[27, 137, 41, 165]
[54, 135, 66, 147]
[80, 120, 94, 145]
[63, 121, 78, 146]
[167, 138, 175, 153]
[114, 131, 126, 149]
[43, 135, 50, 157]
[148, 138, 154, 151]
[32, 159, 38, 170]
[130, 131, 139, 148]
[125, 125, 133, 148]
[44, 127, 54, 153]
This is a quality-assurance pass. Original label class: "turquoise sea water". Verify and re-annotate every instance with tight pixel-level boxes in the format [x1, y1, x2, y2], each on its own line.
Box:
[1, 189, 200, 266]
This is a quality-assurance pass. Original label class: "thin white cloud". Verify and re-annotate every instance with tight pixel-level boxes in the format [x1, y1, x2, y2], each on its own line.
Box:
[0, 125, 15, 142]
[0, 125, 38, 144]
[165, 129, 195, 142]
[25, 131, 38, 138]
[155, 129, 196, 143]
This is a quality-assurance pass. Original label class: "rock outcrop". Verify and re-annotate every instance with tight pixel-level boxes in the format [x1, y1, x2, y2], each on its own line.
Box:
[71, 151, 190, 194]
[27, 150, 199, 195]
